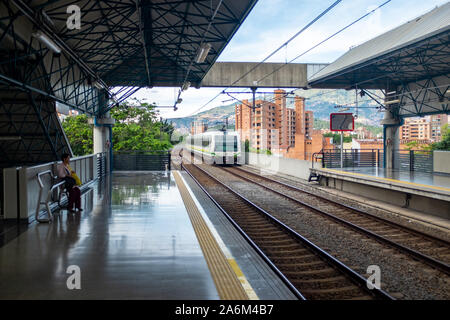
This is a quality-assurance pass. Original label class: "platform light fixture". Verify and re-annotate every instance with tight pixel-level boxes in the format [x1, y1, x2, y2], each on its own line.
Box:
[93, 81, 104, 90]
[32, 30, 61, 55]
[385, 99, 400, 105]
[195, 43, 211, 63]
[182, 81, 191, 91]
[0, 136, 22, 141]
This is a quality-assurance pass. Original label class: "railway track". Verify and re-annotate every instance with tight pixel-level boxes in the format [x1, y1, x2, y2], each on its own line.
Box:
[217, 165, 450, 275]
[181, 163, 393, 300]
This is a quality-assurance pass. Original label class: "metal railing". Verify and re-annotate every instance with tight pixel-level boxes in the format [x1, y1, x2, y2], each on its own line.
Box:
[97, 152, 107, 177]
[35, 170, 65, 223]
[113, 150, 171, 171]
[322, 149, 382, 169]
[394, 149, 433, 173]
[1, 152, 107, 222]
[320, 148, 433, 173]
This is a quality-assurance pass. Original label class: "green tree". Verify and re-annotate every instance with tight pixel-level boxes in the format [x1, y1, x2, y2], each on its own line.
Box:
[323, 132, 353, 144]
[62, 102, 174, 156]
[110, 102, 173, 151]
[405, 140, 419, 151]
[61, 114, 93, 156]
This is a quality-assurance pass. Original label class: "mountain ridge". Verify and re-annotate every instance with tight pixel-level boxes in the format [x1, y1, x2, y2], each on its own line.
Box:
[167, 89, 384, 132]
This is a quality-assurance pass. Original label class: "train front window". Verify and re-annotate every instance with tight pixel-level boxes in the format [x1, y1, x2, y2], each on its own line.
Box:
[214, 135, 238, 152]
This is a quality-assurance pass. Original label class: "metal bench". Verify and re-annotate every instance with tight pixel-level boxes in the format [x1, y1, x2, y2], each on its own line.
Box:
[35, 170, 68, 223]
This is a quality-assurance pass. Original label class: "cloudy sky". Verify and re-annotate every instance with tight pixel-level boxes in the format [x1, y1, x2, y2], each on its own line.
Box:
[129, 0, 449, 119]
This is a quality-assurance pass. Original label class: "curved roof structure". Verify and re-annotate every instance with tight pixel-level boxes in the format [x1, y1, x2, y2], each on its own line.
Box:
[0, 0, 258, 167]
[308, 3, 450, 90]
[34, 0, 258, 88]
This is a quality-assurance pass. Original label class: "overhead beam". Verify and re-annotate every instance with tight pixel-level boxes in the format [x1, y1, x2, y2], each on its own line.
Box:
[200, 62, 328, 88]
[137, 0, 152, 87]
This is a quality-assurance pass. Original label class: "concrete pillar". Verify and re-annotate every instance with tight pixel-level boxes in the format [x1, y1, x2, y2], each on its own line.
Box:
[382, 109, 400, 170]
[91, 113, 115, 173]
[93, 126, 109, 154]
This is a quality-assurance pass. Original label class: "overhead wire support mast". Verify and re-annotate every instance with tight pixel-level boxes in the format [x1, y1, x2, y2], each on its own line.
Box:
[224, 0, 343, 90]
[228, 0, 394, 112]
[187, 0, 343, 116]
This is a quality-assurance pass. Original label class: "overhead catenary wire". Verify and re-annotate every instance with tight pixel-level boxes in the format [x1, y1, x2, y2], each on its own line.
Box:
[186, 0, 394, 117]
[226, 0, 342, 88]
[185, 0, 344, 116]
[220, 0, 394, 102]
[254, 0, 392, 85]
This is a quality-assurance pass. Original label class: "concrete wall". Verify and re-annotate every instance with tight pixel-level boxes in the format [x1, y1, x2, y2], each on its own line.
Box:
[319, 175, 450, 220]
[433, 151, 450, 175]
[2, 154, 99, 222]
[247, 152, 321, 180]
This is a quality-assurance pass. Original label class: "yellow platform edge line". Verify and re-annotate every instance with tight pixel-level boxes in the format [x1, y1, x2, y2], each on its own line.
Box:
[321, 168, 450, 192]
[177, 171, 259, 300]
[173, 171, 254, 300]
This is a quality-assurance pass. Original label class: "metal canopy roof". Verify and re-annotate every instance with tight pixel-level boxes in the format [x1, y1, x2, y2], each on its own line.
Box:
[308, 3, 450, 90]
[34, 0, 258, 88]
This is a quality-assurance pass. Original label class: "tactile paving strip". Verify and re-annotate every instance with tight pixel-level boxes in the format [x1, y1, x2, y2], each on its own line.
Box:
[173, 171, 249, 300]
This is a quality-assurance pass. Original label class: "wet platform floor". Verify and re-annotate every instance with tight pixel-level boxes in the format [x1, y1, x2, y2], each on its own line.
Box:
[334, 167, 450, 190]
[0, 171, 219, 299]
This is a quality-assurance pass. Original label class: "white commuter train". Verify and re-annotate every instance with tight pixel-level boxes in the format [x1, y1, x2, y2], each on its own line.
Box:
[185, 130, 242, 164]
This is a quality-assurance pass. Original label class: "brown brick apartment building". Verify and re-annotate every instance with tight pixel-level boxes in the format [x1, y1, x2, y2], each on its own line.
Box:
[190, 121, 208, 135]
[235, 89, 324, 160]
[399, 115, 448, 142]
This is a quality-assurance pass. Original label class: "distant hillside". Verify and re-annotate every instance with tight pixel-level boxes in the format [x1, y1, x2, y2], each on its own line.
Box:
[314, 119, 382, 136]
[168, 89, 384, 133]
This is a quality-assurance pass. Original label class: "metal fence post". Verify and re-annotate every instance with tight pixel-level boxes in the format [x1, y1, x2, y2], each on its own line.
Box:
[168, 151, 171, 171]
[409, 150, 414, 172]
[377, 149, 380, 167]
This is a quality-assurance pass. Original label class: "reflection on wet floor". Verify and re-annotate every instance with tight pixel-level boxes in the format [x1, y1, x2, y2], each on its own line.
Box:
[112, 171, 172, 206]
[0, 171, 218, 299]
[339, 167, 450, 189]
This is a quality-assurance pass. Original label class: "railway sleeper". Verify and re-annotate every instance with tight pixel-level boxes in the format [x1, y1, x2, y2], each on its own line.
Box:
[253, 238, 297, 245]
[283, 267, 339, 278]
[300, 286, 370, 300]
[270, 254, 317, 264]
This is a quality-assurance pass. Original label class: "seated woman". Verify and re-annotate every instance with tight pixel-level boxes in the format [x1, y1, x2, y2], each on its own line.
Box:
[57, 153, 82, 212]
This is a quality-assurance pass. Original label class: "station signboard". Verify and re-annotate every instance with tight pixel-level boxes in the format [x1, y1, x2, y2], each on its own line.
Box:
[330, 113, 354, 131]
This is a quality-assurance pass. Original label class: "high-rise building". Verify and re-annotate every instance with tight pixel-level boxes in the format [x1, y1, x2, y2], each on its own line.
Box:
[399, 118, 431, 140]
[190, 121, 208, 135]
[430, 114, 448, 142]
[235, 90, 323, 160]
[235, 99, 278, 151]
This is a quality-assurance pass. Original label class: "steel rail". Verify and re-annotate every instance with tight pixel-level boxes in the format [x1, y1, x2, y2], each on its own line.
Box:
[181, 162, 394, 300]
[234, 166, 450, 247]
[181, 162, 306, 300]
[222, 166, 450, 275]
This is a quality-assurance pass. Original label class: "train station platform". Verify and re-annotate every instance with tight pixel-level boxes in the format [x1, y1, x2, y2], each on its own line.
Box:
[310, 167, 450, 220]
[0, 171, 295, 300]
